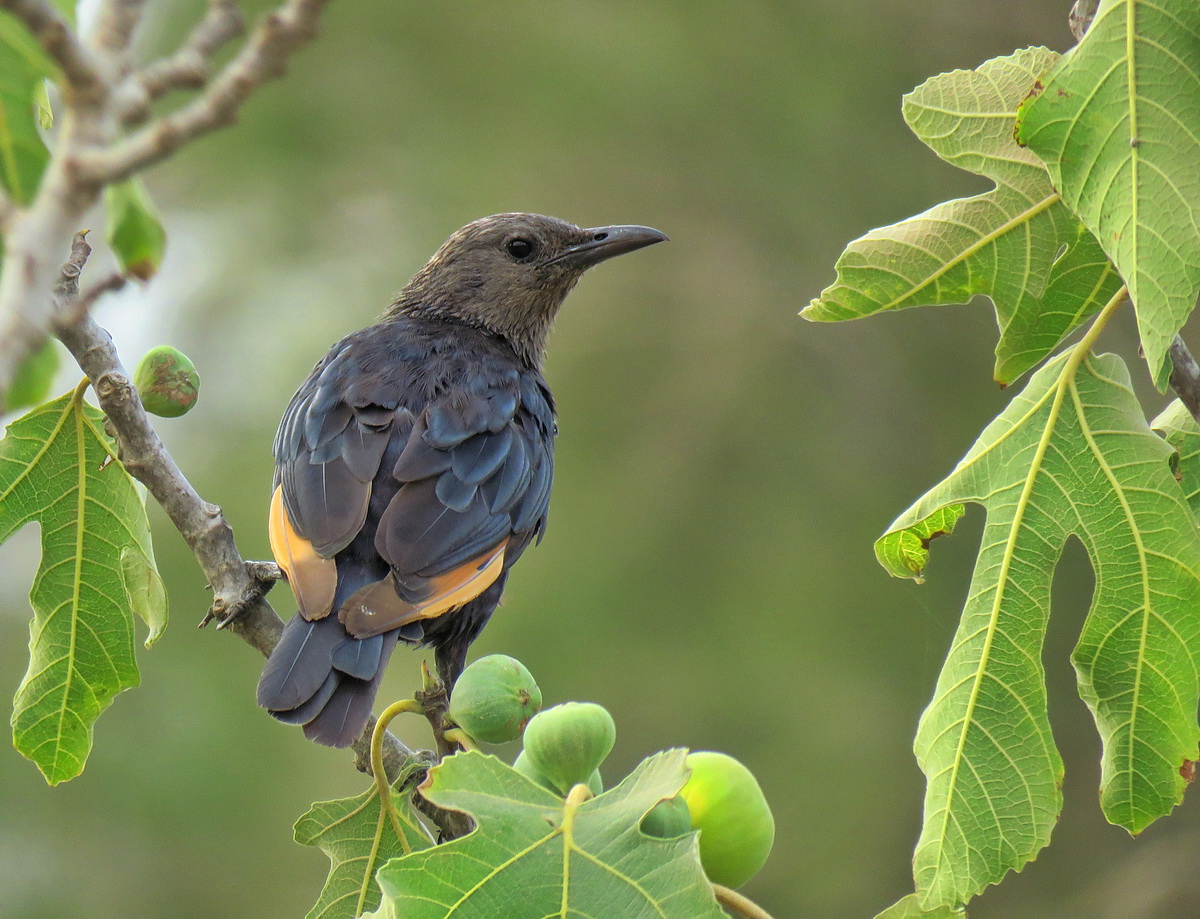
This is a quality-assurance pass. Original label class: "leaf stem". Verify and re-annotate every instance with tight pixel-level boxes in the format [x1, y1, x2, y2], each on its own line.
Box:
[370, 699, 426, 792]
[1070, 284, 1127, 363]
[442, 728, 479, 752]
[712, 884, 776, 919]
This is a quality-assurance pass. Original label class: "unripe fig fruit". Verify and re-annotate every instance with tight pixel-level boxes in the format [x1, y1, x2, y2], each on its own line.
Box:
[449, 654, 542, 744]
[521, 702, 616, 795]
[513, 751, 601, 797]
[134, 346, 200, 417]
[679, 751, 774, 887]
[640, 795, 692, 839]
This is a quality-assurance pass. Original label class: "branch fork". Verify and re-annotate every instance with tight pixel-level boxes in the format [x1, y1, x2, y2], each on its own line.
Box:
[0, 0, 332, 407]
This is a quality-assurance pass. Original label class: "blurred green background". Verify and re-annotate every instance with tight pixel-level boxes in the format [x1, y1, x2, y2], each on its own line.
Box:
[1, 1, 1195, 917]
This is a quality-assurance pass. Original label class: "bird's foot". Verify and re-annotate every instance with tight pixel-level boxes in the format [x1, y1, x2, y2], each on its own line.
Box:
[199, 560, 283, 628]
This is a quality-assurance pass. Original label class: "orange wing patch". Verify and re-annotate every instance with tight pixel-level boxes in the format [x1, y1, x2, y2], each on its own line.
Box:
[269, 485, 337, 621]
[340, 540, 508, 639]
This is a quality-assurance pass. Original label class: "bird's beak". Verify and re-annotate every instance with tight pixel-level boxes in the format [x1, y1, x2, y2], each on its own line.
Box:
[548, 224, 669, 268]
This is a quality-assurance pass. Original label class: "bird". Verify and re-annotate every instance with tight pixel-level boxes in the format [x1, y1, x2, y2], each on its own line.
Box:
[256, 213, 667, 746]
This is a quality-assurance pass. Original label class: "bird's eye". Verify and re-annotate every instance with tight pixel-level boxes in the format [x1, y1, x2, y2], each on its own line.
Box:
[505, 237, 536, 261]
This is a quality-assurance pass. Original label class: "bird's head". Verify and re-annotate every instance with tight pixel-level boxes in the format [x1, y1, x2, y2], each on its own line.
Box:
[389, 213, 667, 366]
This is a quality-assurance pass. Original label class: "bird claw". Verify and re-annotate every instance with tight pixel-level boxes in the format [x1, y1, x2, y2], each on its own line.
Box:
[198, 561, 282, 628]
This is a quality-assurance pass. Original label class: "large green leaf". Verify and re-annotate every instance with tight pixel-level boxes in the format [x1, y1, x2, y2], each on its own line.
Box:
[1016, 0, 1200, 389]
[804, 48, 1120, 384]
[878, 350, 1200, 908]
[295, 766, 434, 919]
[369, 750, 724, 919]
[0, 385, 165, 783]
[0, 11, 54, 205]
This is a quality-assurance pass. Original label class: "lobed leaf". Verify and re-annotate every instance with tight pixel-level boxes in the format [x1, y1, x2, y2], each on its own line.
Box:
[879, 351, 1200, 907]
[805, 48, 1120, 384]
[1016, 0, 1200, 389]
[370, 750, 723, 919]
[295, 766, 434, 919]
[0, 386, 164, 783]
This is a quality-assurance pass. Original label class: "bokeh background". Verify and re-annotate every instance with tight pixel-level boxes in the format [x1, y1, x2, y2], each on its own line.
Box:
[1, 1, 1195, 917]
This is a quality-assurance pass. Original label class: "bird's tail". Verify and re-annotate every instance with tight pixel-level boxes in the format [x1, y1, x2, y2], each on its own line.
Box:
[257, 612, 400, 747]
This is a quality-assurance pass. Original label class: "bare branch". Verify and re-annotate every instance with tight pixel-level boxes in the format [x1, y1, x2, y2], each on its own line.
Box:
[52, 234, 282, 651]
[1169, 336, 1200, 427]
[1069, 0, 1099, 41]
[88, 0, 149, 60]
[80, 0, 330, 183]
[0, 0, 105, 103]
[0, 187, 15, 230]
[118, 0, 246, 126]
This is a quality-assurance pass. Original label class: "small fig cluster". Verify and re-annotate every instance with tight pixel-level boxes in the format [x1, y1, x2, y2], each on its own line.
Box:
[447, 653, 775, 889]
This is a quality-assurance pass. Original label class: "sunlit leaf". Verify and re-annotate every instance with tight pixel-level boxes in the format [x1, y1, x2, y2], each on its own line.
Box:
[805, 48, 1121, 384]
[295, 765, 434, 919]
[0, 385, 164, 783]
[369, 750, 723, 919]
[878, 351, 1200, 907]
[1016, 0, 1200, 388]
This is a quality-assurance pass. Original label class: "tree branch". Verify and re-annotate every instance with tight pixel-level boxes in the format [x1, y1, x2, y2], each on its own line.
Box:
[79, 0, 330, 183]
[1169, 336, 1200, 427]
[1069, 0, 1099, 41]
[50, 233, 417, 767]
[119, 0, 246, 126]
[0, 0, 331, 410]
[88, 0, 149, 59]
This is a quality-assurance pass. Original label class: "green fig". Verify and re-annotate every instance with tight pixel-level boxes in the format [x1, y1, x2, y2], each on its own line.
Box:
[640, 795, 692, 839]
[449, 654, 542, 744]
[521, 702, 616, 795]
[134, 346, 200, 417]
[679, 751, 774, 887]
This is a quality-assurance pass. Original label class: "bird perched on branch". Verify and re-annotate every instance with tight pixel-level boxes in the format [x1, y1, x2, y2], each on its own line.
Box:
[256, 213, 667, 746]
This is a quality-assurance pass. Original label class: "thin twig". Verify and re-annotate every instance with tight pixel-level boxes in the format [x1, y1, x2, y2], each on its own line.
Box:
[79, 0, 330, 183]
[88, 0, 149, 59]
[119, 0, 246, 126]
[0, 188, 15, 230]
[1169, 336, 1200, 427]
[49, 234, 416, 767]
[1069, 0, 1099, 41]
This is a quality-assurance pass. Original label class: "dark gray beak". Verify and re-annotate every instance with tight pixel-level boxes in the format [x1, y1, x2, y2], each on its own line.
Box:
[549, 224, 669, 268]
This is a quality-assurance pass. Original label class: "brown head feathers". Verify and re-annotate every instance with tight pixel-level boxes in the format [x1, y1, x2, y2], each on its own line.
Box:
[387, 213, 666, 367]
